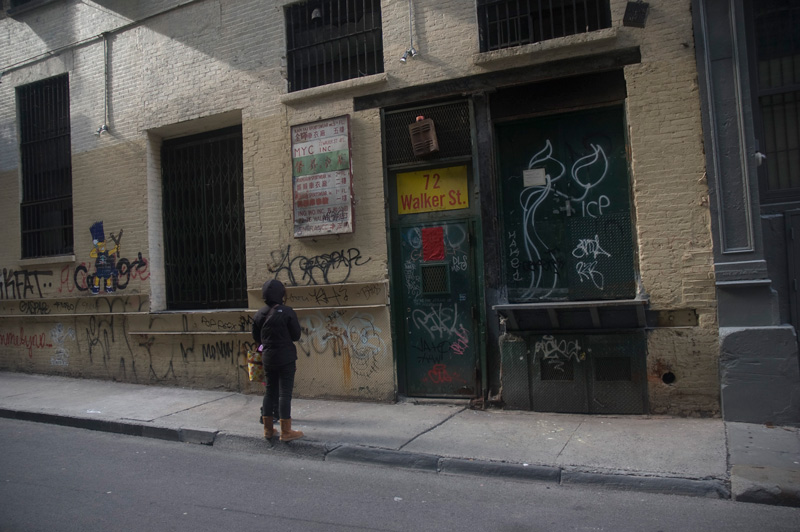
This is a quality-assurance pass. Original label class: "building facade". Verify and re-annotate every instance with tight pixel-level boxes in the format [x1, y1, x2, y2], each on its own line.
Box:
[1, 0, 721, 417]
[692, 0, 800, 425]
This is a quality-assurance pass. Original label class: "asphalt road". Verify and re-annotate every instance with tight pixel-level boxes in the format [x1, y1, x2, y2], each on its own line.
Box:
[1, 418, 799, 532]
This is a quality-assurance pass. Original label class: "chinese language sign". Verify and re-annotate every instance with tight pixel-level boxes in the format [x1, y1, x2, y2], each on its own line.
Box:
[396, 165, 469, 215]
[291, 115, 354, 237]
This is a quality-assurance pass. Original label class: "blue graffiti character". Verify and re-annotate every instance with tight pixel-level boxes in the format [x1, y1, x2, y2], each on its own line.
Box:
[89, 221, 118, 294]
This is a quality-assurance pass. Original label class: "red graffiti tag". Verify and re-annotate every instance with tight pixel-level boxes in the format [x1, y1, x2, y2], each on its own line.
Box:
[0, 327, 52, 358]
[425, 363, 467, 385]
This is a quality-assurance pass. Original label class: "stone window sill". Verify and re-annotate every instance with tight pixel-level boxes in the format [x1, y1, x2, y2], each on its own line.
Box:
[473, 27, 625, 69]
[281, 73, 389, 106]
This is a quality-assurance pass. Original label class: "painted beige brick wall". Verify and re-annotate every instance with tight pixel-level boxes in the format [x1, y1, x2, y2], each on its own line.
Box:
[0, 0, 718, 413]
[622, 1, 719, 415]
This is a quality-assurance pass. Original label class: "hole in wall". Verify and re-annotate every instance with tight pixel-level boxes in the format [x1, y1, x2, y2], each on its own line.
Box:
[661, 372, 676, 385]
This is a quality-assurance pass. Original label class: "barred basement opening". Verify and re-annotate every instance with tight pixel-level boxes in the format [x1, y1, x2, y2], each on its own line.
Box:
[161, 126, 247, 310]
[477, 0, 612, 52]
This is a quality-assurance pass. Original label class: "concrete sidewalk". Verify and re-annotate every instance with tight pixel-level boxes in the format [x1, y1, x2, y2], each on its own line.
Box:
[1, 372, 798, 507]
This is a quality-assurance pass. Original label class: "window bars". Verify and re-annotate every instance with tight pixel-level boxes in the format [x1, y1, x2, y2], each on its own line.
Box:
[18, 74, 74, 258]
[161, 127, 247, 310]
[285, 0, 384, 92]
[754, 0, 800, 196]
[477, 0, 612, 52]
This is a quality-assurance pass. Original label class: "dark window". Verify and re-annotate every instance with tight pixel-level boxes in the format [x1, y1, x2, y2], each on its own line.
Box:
[161, 127, 247, 310]
[285, 0, 383, 92]
[17, 74, 74, 258]
[11, 0, 34, 7]
[477, 0, 611, 52]
[752, 0, 800, 201]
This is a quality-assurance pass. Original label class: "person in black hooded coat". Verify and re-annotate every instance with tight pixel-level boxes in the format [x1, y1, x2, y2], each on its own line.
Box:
[251, 279, 304, 441]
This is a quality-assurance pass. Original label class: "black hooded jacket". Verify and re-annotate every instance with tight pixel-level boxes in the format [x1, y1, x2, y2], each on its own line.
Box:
[251, 280, 301, 368]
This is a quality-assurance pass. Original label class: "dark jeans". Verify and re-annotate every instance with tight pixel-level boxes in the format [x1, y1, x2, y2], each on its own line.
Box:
[261, 361, 296, 420]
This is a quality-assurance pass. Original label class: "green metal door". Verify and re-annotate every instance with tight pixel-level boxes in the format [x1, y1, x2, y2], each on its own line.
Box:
[399, 220, 477, 396]
[496, 106, 635, 302]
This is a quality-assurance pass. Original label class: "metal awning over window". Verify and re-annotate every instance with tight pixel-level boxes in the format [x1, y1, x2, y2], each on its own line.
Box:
[494, 298, 649, 332]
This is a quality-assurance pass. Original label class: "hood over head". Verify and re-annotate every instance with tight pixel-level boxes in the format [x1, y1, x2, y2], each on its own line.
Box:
[262, 279, 286, 306]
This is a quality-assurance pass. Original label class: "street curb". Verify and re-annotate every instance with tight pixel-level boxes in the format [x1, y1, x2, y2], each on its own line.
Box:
[439, 457, 561, 483]
[0, 409, 740, 503]
[213, 432, 332, 460]
[731, 465, 800, 508]
[326, 444, 441, 472]
[0, 408, 217, 445]
[561, 470, 731, 499]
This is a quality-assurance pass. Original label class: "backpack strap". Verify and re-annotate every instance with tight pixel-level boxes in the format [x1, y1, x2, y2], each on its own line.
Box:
[260, 304, 278, 336]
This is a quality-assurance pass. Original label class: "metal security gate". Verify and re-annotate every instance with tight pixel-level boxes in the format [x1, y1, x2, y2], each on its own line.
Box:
[496, 105, 636, 302]
[500, 331, 647, 414]
[161, 126, 247, 310]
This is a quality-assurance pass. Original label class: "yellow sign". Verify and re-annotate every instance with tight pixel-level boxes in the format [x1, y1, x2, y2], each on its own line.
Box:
[397, 166, 469, 214]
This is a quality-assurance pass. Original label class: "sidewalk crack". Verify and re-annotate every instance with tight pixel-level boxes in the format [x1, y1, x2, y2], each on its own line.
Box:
[555, 418, 584, 460]
[151, 393, 238, 422]
[397, 406, 467, 451]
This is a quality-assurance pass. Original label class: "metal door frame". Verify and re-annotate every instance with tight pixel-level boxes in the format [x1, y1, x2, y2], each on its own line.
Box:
[381, 100, 486, 398]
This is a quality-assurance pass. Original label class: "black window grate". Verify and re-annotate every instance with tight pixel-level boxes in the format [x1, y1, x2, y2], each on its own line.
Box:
[421, 264, 448, 294]
[285, 0, 384, 92]
[754, 0, 800, 196]
[18, 74, 74, 258]
[384, 102, 472, 167]
[477, 0, 612, 52]
[161, 127, 247, 310]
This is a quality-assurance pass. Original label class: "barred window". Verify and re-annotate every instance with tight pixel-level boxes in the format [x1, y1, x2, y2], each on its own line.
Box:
[477, 0, 611, 52]
[753, 0, 800, 200]
[17, 74, 74, 258]
[285, 0, 384, 93]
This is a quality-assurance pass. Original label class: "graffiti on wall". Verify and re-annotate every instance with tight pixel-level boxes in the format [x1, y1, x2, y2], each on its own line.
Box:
[297, 309, 386, 385]
[0, 327, 52, 358]
[0, 225, 149, 301]
[49, 323, 76, 366]
[1, 269, 53, 300]
[269, 245, 371, 286]
[515, 140, 614, 299]
[533, 334, 586, 372]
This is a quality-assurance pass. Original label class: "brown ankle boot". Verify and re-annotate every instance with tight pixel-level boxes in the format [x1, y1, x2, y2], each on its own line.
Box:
[279, 419, 304, 442]
[263, 416, 279, 439]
